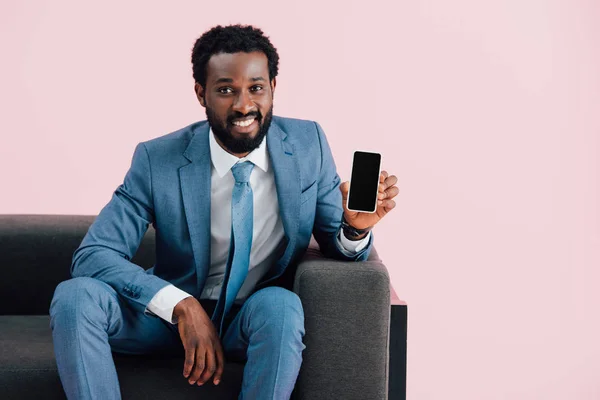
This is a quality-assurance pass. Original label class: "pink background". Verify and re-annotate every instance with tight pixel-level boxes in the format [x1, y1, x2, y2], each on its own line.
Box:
[1, 1, 599, 398]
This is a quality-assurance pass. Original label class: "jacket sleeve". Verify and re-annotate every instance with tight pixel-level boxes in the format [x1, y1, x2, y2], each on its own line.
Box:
[311, 121, 373, 261]
[71, 142, 171, 310]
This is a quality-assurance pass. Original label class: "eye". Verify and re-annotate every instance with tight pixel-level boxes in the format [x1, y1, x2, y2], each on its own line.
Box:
[218, 87, 233, 94]
[250, 85, 263, 92]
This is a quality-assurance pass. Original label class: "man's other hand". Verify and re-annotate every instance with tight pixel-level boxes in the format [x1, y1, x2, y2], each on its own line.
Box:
[173, 297, 224, 386]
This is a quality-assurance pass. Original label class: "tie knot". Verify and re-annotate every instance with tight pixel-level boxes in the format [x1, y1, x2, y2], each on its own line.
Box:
[231, 161, 254, 183]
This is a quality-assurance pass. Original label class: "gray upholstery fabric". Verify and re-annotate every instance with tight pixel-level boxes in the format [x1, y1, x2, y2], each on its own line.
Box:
[0, 215, 391, 399]
[0, 316, 244, 400]
[0, 215, 155, 316]
[293, 252, 390, 400]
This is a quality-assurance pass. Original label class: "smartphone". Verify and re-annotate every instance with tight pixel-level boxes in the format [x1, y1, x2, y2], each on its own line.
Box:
[347, 151, 382, 213]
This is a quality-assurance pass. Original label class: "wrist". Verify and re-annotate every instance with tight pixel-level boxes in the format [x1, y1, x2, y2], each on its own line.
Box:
[343, 230, 368, 241]
[341, 215, 372, 240]
[173, 296, 196, 320]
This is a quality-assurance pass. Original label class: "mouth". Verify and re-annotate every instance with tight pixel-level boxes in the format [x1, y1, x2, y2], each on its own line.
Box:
[230, 116, 259, 134]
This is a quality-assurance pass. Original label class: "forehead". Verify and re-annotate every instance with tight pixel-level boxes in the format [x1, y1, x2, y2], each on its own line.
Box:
[206, 51, 269, 84]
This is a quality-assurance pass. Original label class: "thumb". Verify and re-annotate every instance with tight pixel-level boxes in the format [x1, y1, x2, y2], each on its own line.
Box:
[339, 181, 349, 206]
[339, 181, 356, 216]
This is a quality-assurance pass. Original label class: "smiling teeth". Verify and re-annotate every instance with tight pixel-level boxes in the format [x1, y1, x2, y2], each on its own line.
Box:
[233, 119, 254, 127]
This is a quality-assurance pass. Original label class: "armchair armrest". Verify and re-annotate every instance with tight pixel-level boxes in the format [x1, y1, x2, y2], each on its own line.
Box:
[292, 240, 390, 400]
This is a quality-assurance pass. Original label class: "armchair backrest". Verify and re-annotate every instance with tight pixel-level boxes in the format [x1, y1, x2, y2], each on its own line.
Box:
[0, 214, 382, 316]
[0, 215, 155, 315]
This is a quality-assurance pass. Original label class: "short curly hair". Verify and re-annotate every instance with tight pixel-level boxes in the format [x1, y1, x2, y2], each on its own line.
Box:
[191, 24, 279, 88]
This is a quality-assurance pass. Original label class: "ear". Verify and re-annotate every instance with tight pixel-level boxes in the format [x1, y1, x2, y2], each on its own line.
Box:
[270, 77, 276, 97]
[194, 82, 206, 108]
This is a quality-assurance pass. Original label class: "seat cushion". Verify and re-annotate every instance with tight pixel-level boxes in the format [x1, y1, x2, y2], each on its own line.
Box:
[0, 316, 244, 399]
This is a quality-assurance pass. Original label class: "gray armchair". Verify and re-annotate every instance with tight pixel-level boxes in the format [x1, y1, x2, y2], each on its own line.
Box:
[0, 215, 407, 399]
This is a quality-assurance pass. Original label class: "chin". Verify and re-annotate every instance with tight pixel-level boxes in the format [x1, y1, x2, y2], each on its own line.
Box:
[231, 127, 259, 138]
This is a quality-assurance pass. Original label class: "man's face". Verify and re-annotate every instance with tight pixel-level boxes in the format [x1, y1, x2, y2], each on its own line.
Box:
[195, 51, 276, 156]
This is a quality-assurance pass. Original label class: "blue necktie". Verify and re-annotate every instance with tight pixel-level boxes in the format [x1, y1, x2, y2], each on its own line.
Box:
[211, 161, 255, 338]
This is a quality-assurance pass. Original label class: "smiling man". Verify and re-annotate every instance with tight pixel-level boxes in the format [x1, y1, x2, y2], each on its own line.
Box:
[49, 24, 398, 399]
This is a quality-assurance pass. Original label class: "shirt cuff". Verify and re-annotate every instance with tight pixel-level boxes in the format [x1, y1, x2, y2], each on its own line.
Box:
[145, 284, 193, 324]
[337, 229, 371, 253]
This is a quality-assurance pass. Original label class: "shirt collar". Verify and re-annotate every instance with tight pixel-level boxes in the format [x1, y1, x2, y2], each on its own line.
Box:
[209, 127, 269, 178]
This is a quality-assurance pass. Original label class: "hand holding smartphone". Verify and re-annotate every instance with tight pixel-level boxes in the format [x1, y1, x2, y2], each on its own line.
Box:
[347, 151, 382, 213]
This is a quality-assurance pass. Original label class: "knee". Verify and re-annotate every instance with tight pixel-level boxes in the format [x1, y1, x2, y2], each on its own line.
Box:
[247, 287, 305, 335]
[49, 277, 112, 318]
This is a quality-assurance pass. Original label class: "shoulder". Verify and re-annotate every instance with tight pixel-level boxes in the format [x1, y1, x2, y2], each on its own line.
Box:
[271, 116, 333, 172]
[139, 120, 208, 158]
[272, 115, 327, 145]
[272, 115, 316, 130]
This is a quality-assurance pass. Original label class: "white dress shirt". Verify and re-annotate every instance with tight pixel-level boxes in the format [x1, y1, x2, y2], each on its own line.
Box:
[145, 128, 371, 323]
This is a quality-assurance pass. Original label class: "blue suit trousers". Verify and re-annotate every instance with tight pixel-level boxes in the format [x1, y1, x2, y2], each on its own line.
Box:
[49, 277, 306, 399]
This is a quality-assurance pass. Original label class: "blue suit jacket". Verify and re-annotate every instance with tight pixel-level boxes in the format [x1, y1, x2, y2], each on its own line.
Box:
[72, 116, 373, 312]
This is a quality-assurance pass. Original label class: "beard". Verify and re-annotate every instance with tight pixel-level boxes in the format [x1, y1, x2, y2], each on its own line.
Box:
[206, 103, 273, 155]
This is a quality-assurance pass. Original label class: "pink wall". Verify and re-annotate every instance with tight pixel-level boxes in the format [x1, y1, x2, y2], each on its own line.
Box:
[2, 1, 599, 398]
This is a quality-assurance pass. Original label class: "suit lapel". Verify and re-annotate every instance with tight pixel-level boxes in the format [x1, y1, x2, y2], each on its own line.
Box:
[179, 121, 212, 293]
[178, 119, 301, 293]
[267, 121, 301, 268]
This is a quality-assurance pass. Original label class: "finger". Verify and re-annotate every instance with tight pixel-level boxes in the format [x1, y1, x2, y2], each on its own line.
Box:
[189, 346, 206, 384]
[378, 198, 395, 211]
[379, 171, 390, 192]
[198, 345, 216, 386]
[383, 199, 396, 213]
[379, 182, 399, 200]
[183, 343, 195, 379]
[384, 174, 398, 188]
[213, 340, 225, 385]
[384, 186, 400, 200]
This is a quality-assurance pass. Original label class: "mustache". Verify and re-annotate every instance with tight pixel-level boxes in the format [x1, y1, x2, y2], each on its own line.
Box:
[227, 111, 261, 124]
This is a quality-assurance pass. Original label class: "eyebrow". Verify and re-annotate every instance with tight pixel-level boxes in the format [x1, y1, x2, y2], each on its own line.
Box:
[214, 77, 266, 84]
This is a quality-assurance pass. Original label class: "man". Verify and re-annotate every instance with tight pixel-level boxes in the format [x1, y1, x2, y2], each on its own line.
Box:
[49, 24, 398, 399]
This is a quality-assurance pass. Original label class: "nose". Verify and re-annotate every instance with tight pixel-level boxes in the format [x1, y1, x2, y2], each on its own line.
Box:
[232, 89, 255, 116]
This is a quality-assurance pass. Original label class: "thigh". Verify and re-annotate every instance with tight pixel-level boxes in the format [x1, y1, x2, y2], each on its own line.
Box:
[52, 276, 183, 356]
[219, 286, 304, 363]
[199, 299, 243, 358]
[218, 299, 250, 363]
[96, 281, 183, 356]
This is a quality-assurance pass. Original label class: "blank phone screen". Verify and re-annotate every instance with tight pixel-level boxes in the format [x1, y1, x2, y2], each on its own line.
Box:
[348, 151, 381, 212]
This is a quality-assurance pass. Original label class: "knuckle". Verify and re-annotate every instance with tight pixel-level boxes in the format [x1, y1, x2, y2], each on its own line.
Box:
[185, 341, 196, 350]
